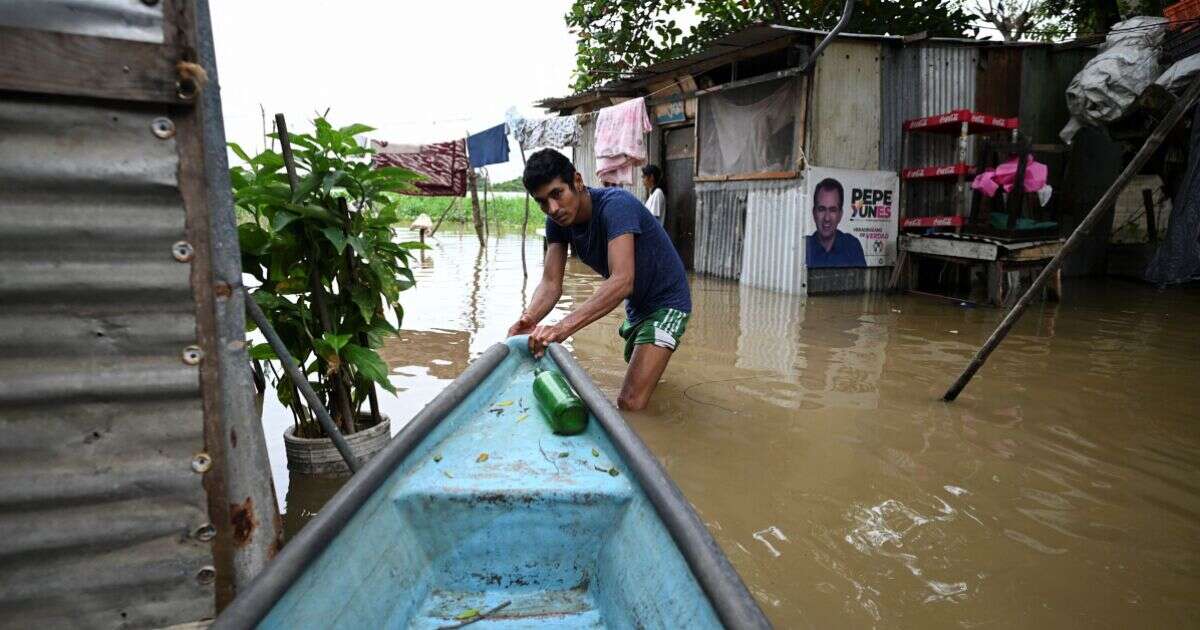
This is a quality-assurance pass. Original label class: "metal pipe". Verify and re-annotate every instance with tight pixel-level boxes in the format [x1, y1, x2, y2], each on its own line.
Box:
[211, 343, 511, 630]
[242, 288, 360, 472]
[548, 343, 771, 630]
[801, 0, 856, 74]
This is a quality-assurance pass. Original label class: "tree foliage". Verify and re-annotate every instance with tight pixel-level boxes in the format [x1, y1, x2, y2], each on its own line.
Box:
[566, 0, 979, 91]
[231, 117, 425, 438]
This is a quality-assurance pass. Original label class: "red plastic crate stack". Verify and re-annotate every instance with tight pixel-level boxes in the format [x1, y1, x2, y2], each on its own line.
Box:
[1165, 0, 1200, 32]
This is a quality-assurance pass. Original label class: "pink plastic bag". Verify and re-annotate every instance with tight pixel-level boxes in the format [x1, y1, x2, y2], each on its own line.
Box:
[972, 169, 1000, 197]
[991, 156, 1047, 193]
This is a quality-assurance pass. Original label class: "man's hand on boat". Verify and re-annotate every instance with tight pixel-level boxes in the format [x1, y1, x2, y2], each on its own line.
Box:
[527, 323, 566, 358]
[507, 312, 537, 337]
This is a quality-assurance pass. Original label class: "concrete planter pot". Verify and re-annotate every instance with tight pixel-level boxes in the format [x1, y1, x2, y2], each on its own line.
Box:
[283, 415, 391, 476]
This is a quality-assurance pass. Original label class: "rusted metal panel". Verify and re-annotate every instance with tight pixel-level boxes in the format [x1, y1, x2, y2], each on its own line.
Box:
[810, 40, 882, 171]
[807, 266, 893, 294]
[0, 1, 279, 625]
[976, 46, 1023, 118]
[0, 0, 164, 43]
[742, 179, 806, 294]
[695, 182, 747, 280]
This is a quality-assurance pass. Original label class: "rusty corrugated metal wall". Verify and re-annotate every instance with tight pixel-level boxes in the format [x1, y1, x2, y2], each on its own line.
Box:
[695, 182, 748, 280]
[574, 114, 600, 188]
[0, 1, 278, 626]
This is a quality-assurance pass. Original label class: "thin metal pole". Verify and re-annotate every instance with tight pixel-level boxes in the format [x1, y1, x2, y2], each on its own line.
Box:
[943, 76, 1200, 402]
[244, 290, 360, 472]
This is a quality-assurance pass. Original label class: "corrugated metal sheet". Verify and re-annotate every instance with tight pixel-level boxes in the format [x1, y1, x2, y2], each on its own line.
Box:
[810, 40, 881, 170]
[975, 47, 1023, 118]
[901, 44, 979, 218]
[573, 115, 600, 188]
[741, 179, 806, 294]
[807, 267, 893, 294]
[695, 181, 748, 279]
[0, 96, 214, 626]
[0, 0, 164, 43]
[878, 42, 911, 172]
[1019, 47, 1095, 144]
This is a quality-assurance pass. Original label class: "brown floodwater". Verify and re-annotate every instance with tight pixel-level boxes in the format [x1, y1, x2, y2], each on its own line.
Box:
[262, 228, 1200, 628]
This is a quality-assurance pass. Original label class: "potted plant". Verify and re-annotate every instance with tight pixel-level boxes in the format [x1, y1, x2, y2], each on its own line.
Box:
[231, 116, 423, 475]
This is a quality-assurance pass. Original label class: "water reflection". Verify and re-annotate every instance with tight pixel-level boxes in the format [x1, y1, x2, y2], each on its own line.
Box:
[261, 229, 1200, 628]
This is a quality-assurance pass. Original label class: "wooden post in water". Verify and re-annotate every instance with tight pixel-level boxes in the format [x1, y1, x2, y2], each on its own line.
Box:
[942, 76, 1200, 402]
[429, 196, 458, 237]
[519, 142, 530, 278]
[468, 168, 485, 247]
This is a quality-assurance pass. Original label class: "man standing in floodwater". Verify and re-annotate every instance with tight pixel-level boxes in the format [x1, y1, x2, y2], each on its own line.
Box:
[507, 149, 691, 411]
[807, 177, 867, 268]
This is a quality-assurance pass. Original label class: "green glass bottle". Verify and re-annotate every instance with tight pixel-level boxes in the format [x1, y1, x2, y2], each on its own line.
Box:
[532, 369, 588, 435]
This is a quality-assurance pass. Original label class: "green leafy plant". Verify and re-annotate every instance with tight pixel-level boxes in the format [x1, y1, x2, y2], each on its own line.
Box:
[231, 116, 425, 438]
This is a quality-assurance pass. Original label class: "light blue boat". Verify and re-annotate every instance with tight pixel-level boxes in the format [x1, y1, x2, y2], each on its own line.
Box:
[214, 338, 770, 629]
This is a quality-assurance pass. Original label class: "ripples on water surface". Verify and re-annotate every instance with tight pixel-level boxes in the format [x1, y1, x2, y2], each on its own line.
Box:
[263, 229, 1200, 628]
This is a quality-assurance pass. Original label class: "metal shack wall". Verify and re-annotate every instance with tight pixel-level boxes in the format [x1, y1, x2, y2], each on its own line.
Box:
[810, 40, 882, 171]
[897, 43, 979, 217]
[741, 179, 807, 294]
[0, 1, 278, 626]
[695, 181, 749, 280]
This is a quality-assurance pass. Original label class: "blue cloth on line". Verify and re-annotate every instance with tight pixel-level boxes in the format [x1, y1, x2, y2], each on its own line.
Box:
[545, 186, 691, 325]
[467, 123, 510, 167]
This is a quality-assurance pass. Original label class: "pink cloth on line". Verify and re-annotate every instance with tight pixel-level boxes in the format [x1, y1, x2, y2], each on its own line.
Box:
[594, 97, 651, 185]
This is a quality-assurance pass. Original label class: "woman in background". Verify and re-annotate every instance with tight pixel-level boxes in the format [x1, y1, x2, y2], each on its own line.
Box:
[641, 164, 665, 226]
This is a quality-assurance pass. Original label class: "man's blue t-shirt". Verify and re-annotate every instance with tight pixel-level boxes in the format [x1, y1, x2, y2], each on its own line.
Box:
[546, 187, 691, 324]
[806, 230, 867, 268]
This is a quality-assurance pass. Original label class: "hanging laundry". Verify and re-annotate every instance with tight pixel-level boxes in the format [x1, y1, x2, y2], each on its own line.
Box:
[511, 115, 583, 150]
[594, 98, 651, 185]
[467, 123, 510, 168]
[371, 138, 467, 196]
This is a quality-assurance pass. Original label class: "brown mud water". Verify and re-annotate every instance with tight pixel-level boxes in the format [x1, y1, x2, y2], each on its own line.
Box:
[260, 228, 1200, 628]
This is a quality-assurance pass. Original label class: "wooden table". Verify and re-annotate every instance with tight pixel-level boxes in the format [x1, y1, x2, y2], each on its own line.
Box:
[894, 233, 1065, 306]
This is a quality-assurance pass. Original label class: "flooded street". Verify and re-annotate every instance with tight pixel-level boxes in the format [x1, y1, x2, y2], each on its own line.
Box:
[263, 229, 1200, 628]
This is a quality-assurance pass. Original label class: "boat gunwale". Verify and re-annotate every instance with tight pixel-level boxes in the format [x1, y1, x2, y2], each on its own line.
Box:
[213, 340, 771, 629]
[211, 342, 512, 630]
[548, 344, 771, 630]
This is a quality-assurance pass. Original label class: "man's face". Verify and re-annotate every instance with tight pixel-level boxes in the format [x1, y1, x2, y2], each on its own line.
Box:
[532, 173, 584, 227]
[813, 188, 843, 240]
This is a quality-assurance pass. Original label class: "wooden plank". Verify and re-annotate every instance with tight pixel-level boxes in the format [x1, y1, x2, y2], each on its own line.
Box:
[0, 26, 180, 103]
[694, 171, 799, 183]
[1002, 242, 1062, 261]
[903, 235, 998, 261]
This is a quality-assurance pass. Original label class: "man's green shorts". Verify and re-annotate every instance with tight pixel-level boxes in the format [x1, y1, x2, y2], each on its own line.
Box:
[617, 308, 690, 363]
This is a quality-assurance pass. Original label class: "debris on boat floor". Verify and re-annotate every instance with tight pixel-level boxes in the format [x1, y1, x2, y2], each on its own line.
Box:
[475, 453, 488, 463]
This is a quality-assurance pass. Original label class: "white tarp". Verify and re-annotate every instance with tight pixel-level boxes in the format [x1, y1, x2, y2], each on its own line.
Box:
[1061, 16, 1168, 143]
[805, 166, 899, 268]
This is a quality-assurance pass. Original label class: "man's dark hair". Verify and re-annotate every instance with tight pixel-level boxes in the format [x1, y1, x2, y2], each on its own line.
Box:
[523, 148, 576, 193]
[641, 164, 663, 186]
[813, 177, 844, 209]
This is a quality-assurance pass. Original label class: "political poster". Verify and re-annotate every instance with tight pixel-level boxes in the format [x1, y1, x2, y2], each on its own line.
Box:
[804, 166, 900, 268]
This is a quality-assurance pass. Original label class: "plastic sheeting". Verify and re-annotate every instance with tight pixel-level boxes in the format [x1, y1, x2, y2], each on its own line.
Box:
[1061, 16, 1168, 143]
[1146, 104, 1200, 285]
[698, 78, 799, 177]
[1156, 53, 1200, 93]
